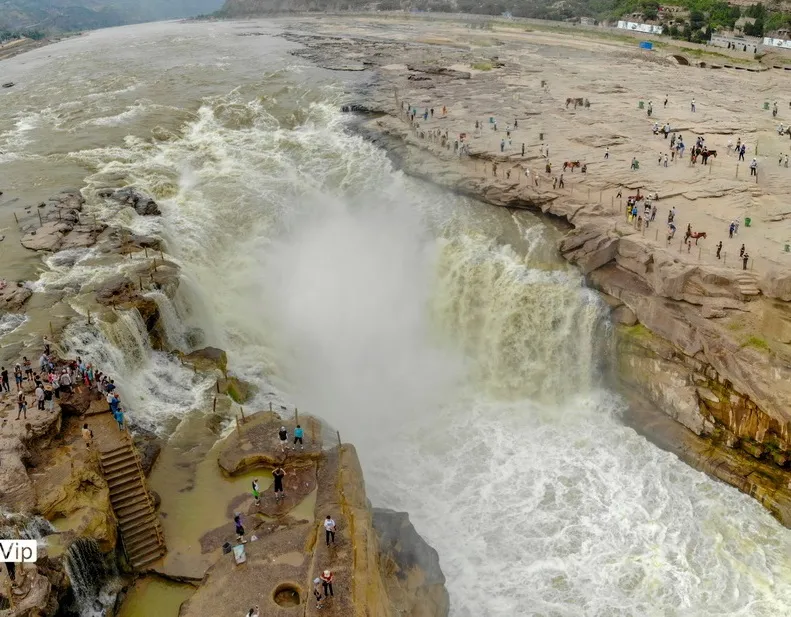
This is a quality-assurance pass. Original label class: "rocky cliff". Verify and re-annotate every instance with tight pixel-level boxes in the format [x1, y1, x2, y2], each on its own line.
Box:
[180, 411, 449, 617]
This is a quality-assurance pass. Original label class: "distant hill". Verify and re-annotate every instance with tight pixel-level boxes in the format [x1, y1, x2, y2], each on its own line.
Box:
[0, 0, 225, 34]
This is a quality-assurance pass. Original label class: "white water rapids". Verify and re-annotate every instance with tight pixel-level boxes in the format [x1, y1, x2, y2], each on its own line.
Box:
[1, 21, 790, 616]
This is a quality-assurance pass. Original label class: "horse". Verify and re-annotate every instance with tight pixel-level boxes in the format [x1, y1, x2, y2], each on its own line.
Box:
[563, 161, 581, 172]
[690, 231, 707, 245]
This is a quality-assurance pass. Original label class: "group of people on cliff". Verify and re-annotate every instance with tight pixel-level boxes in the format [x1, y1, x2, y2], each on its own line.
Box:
[2, 336, 126, 431]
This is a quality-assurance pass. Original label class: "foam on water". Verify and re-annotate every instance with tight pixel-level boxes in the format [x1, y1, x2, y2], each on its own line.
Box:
[64, 84, 791, 614]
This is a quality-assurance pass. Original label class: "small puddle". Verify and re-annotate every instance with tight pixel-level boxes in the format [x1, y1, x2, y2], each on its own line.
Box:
[117, 577, 194, 617]
[290, 487, 317, 522]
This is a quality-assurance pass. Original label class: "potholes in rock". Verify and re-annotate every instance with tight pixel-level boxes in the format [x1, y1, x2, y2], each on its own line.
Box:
[272, 583, 302, 607]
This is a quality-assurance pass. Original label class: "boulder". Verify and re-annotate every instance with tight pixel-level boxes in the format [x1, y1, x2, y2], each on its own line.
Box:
[182, 347, 228, 376]
[99, 187, 161, 216]
[373, 508, 450, 617]
[20, 221, 73, 252]
[131, 424, 162, 476]
[0, 281, 32, 312]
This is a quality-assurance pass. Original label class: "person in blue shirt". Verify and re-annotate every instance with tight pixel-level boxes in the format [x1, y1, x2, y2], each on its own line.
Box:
[294, 424, 304, 450]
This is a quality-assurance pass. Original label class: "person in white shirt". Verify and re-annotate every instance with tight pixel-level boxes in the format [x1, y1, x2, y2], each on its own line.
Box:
[324, 515, 336, 546]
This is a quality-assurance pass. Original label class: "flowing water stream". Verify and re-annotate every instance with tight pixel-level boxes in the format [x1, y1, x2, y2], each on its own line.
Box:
[1, 19, 791, 617]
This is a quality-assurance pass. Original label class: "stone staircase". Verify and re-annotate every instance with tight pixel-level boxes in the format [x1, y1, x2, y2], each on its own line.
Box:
[735, 271, 761, 297]
[99, 440, 166, 569]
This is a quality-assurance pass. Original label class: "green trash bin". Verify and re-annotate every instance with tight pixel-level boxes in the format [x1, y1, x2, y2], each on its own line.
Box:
[785, 243, 790, 253]
[764, 101, 770, 110]
[745, 217, 752, 227]
[638, 100, 644, 109]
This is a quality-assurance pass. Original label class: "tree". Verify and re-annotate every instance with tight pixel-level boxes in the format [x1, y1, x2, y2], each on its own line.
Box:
[746, 3, 766, 19]
[689, 9, 705, 30]
[744, 17, 764, 36]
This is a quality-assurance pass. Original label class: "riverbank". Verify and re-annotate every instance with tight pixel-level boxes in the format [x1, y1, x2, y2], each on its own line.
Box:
[277, 15, 791, 524]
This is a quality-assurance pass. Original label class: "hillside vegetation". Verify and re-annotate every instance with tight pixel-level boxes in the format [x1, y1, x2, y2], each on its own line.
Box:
[0, 0, 224, 37]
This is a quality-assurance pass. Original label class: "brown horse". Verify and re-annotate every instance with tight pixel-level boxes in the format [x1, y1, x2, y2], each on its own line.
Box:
[690, 231, 707, 245]
[563, 161, 581, 172]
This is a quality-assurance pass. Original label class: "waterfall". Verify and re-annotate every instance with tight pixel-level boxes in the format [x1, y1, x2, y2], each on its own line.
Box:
[61, 311, 213, 431]
[144, 290, 187, 351]
[64, 538, 118, 617]
[431, 234, 609, 400]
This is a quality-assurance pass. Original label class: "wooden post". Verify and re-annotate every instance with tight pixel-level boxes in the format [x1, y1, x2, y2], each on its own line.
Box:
[216, 379, 220, 393]
[336, 430, 342, 449]
[160, 249, 164, 261]
[87, 311, 91, 325]
[144, 246, 149, 259]
[37, 209, 42, 226]
[698, 247, 702, 261]
[49, 321, 53, 337]
[139, 277, 143, 291]
[236, 415, 241, 435]
[213, 397, 216, 412]
[239, 405, 245, 423]
[588, 188, 590, 200]
[295, 407, 299, 426]
[599, 190, 602, 203]
[13, 212, 18, 224]
[58, 209, 62, 221]
[269, 401, 273, 412]
[735, 164, 739, 178]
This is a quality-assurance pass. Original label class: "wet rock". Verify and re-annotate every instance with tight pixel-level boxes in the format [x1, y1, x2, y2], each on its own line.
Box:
[219, 375, 257, 404]
[99, 187, 161, 216]
[0, 281, 32, 311]
[373, 508, 450, 617]
[341, 103, 376, 113]
[132, 424, 162, 476]
[20, 221, 74, 251]
[182, 347, 228, 376]
[406, 64, 471, 79]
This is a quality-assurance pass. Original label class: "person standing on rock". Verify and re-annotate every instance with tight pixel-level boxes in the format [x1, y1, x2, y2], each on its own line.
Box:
[234, 513, 246, 543]
[1, 366, 8, 393]
[320, 570, 334, 598]
[44, 384, 54, 412]
[278, 425, 288, 453]
[313, 578, 324, 609]
[273, 466, 286, 501]
[691, 98, 696, 112]
[558, 173, 564, 189]
[750, 158, 758, 176]
[664, 94, 668, 108]
[324, 515, 337, 546]
[500, 139, 505, 153]
[729, 222, 736, 239]
[664, 153, 668, 167]
[716, 241, 723, 259]
[22, 357, 32, 381]
[16, 389, 27, 420]
[739, 144, 746, 161]
[742, 253, 750, 270]
[785, 154, 789, 168]
[59, 369, 72, 395]
[521, 143, 525, 157]
[740, 244, 746, 258]
[252, 479, 261, 506]
[294, 424, 304, 450]
[245, 606, 259, 617]
[604, 147, 609, 160]
[39, 353, 48, 374]
[82, 423, 93, 449]
[35, 383, 44, 411]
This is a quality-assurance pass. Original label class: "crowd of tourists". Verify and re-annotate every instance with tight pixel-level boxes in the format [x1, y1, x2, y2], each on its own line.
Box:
[1, 337, 126, 434]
